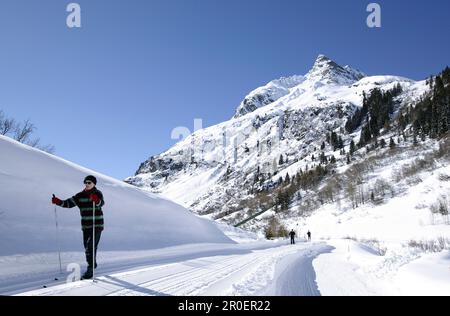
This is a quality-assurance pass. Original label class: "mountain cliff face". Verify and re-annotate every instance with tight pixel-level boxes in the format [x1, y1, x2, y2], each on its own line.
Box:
[125, 55, 428, 226]
[233, 55, 366, 119]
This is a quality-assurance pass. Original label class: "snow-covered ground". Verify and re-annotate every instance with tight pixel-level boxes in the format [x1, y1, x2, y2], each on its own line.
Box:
[1, 129, 449, 296]
[314, 239, 450, 296]
[12, 241, 327, 296]
[10, 237, 450, 296]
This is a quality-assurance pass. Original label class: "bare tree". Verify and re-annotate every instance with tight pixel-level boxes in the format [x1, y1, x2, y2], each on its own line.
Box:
[14, 119, 35, 143]
[38, 144, 55, 154]
[0, 117, 16, 135]
[346, 180, 357, 208]
[321, 181, 336, 203]
[24, 137, 56, 153]
[358, 179, 365, 205]
[26, 137, 41, 148]
[1, 110, 55, 153]
[373, 179, 394, 199]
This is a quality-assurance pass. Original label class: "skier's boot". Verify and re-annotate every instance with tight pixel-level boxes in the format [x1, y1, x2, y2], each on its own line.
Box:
[81, 266, 93, 280]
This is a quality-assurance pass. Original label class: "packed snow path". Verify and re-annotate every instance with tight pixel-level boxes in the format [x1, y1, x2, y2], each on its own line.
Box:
[262, 245, 334, 296]
[15, 242, 330, 296]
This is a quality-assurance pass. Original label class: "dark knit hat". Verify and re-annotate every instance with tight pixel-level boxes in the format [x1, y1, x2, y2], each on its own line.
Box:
[84, 175, 97, 185]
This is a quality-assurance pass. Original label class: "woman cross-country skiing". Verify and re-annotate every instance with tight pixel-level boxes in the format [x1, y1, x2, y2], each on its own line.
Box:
[51, 175, 105, 279]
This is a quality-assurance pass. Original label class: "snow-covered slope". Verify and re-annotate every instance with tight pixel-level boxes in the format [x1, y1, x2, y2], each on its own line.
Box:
[284, 141, 450, 240]
[233, 75, 305, 118]
[126, 55, 428, 222]
[0, 135, 233, 256]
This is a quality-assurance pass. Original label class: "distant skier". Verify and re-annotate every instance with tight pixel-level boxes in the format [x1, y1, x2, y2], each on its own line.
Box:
[289, 229, 296, 244]
[307, 230, 311, 242]
[52, 175, 105, 279]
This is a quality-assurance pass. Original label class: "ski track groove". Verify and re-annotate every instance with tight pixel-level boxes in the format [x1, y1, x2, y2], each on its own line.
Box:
[109, 251, 270, 296]
[103, 254, 246, 296]
[155, 253, 268, 296]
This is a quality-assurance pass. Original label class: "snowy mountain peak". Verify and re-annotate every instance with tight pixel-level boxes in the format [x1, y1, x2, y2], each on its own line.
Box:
[306, 54, 366, 85]
[233, 74, 304, 118]
[233, 55, 367, 118]
[313, 54, 333, 65]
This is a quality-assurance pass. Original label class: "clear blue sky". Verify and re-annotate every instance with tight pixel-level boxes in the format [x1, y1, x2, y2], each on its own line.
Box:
[0, 0, 448, 180]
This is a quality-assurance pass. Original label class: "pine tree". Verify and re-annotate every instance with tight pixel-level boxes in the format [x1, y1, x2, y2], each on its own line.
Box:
[331, 132, 339, 150]
[279, 155, 284, 165]
[350, 139, 356, 156]
[389, 137, 396, 149]
[338, 136, 344, 149]
[398, 114, 407, 131]
[409, 69, 450, 139]
[320, 152, 327, 164]
[321, 141, 326, 150]
[361, 124, 372, 144]
[253, 173, 259, 184]
[285, 173, 291, 184]
[259, 173, 265, 186]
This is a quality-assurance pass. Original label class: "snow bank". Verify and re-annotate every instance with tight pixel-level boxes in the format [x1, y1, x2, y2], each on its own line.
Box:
[0, 135, 233, 255]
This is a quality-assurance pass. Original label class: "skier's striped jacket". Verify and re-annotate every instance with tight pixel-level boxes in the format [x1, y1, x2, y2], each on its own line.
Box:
[58, 188, 105, 231]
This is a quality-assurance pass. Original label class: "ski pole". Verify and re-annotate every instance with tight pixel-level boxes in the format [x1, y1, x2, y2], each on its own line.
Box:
[92, 200, 95, 282]
[52, 194, 62, 274]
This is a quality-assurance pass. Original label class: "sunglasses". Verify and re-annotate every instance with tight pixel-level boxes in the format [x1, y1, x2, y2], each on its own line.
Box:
[84, 181, 93, 185]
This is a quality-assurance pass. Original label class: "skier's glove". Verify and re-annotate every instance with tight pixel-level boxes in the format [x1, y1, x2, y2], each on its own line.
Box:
[52, 196, 62, 205]
[90, 194, 100, 204]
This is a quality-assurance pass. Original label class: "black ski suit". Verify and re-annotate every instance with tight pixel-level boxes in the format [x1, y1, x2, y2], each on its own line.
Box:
[289, 231, 296, 244]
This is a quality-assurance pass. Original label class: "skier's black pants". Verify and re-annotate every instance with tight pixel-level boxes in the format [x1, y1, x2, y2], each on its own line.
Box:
[83, 229, 102, 268]
[290, 237, 295, 244]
